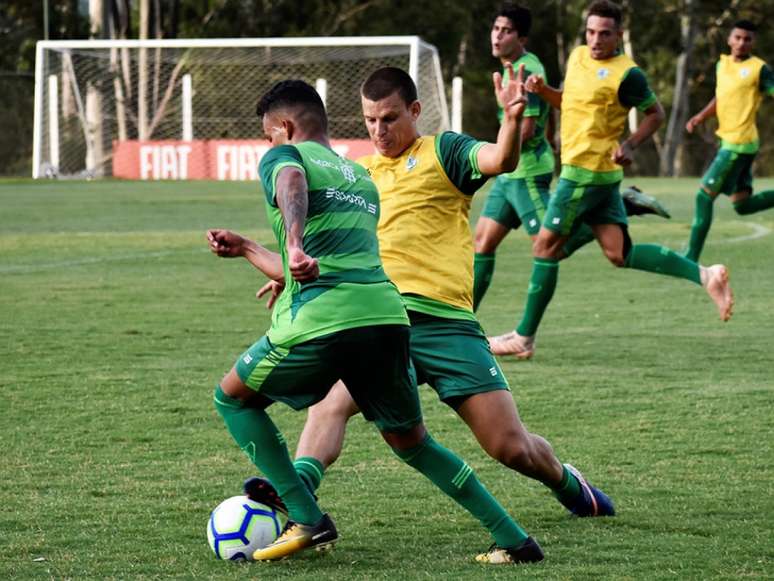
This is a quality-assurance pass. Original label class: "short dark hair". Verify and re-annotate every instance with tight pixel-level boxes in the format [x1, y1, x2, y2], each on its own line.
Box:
[587, 0, 622, 28]
[497, 3, 532, 37]
[733, 19, 757, 33]
[360, 67, 418, 107]
[255, 79, 327, 131]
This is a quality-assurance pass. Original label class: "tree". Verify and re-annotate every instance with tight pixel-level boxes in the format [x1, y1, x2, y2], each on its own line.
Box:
[659, 0, 697, 177]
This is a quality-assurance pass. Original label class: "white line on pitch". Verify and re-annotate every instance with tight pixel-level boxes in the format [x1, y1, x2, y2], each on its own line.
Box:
[0, 248, 209, 274]
[718, 221, 772, 245]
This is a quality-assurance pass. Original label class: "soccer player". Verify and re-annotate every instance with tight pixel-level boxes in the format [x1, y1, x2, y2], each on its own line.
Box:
[210, 79, 547, 563]
[223, 66, 616, 565]
[683, 19, 774, 262]
[473, 2, 670, 312]
[488, 0, 734, 359]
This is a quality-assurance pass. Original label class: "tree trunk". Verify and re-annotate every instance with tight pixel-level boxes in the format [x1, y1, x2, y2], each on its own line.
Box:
[555, 0, 567, 77]
[659, 0, 696, 177]
[109, 0, 128, 141]
[138, 0, 149, 140]
[86, 0, 105, 175]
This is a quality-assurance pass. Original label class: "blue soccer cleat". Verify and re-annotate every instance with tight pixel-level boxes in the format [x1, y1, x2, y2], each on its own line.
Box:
[563, 464, 615, 517]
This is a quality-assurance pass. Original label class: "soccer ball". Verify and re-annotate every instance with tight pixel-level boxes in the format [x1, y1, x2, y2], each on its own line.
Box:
[207, 495, 282, 561]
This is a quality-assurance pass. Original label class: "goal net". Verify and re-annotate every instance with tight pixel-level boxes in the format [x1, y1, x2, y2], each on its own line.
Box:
[32, 37, 449, 180]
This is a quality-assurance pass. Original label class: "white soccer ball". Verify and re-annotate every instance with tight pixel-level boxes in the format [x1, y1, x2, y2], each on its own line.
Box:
[207, 495, 282, 561]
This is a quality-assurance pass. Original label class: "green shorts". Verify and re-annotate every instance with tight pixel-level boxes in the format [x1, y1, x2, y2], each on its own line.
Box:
[543, 178, 627, 236]
[702, 149, 755, 195]
[235, 325, 422, 433]
[407, 311, 509, 405]
[480, 173, 552, 236]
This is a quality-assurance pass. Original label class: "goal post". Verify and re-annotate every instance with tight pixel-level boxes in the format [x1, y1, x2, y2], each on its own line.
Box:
[32, 36, 450, 180]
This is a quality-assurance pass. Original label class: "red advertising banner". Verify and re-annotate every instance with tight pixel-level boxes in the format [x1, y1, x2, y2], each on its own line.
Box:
[112, 139, 375, 180]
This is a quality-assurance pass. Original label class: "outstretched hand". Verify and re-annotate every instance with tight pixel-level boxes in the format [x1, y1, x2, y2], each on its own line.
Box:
[206, 229, 246, 258]
[493, 62, 526, 121]
[256, 279, 285, 309]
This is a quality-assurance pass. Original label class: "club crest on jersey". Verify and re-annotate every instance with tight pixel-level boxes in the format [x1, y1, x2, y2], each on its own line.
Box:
[406, 156, 417, 171]
[740, 68, 750, 78]
[597, 67, 610, 80]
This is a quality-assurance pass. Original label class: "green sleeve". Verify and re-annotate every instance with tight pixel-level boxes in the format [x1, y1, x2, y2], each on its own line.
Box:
[258, 145, 305, 207]
[434, 131, 489, 195]
[759, 64, 774, 96]
[619, 67, 658, 112]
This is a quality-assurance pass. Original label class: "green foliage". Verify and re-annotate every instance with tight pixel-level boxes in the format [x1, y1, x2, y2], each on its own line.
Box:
[4, 0, 774, 175]
[1, 178, 773, 578]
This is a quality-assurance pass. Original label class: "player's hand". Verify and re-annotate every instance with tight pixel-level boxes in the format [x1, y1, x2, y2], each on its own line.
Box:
[493, 62, 526, 121]
[288, 247, 319, 283]
[612, 141, 635, 166]
[256, 279, 285, 309]
[207, 229, 246, 258]
[685, 115, 701, 134]
[525, 73, 545, 94]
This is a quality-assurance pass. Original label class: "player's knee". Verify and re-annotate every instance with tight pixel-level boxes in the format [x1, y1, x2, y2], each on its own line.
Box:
[532, 236, 553, 258]
[486, 432, 534, 471]
[307, 392, 358, 425]
[475, 237, 497, 254]
[474, 229, 498, 254]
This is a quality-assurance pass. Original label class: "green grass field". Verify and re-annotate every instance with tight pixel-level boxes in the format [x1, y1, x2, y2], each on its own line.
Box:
[1, 177, 772, 580]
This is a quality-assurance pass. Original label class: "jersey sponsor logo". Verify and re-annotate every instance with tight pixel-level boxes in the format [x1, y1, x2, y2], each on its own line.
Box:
[242, 354, 253, 364]
[597, 67, 610, 80]
[489, 366, 498, 377]
[529, 218, 538, 228]
[552, 217, 561, 225]
[325, 186, 377, 214]
[406, 155, 418, 171]
[740, 67, 750, 78]
[310, 157, 358, 184]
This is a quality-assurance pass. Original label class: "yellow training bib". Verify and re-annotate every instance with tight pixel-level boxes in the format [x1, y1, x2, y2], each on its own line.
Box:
[561, 46, 636, 173]
[716, 54, 766, 146]
[358, 136, 474, 310]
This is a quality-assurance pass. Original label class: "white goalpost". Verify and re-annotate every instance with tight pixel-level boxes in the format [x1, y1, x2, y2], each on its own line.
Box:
[32, 36, 451, 180]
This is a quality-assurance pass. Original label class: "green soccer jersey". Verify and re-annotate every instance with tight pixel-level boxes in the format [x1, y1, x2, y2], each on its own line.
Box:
[259, 141, 409, 347]
[498, 52, 555, 179]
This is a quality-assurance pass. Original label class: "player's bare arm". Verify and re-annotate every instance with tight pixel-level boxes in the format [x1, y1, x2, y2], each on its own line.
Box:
[525, 74, 562, 109]
[613, 101, 665, 166]
[476, 62, 526, 176]
[686, 97, 717, 133]
[206, 228, 284, 280]
[521, 115, 537, 142]
[275, 165, 319, 282]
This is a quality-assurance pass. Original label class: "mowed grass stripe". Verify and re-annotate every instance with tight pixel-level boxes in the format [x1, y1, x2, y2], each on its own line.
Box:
[0, 178, 771, 580]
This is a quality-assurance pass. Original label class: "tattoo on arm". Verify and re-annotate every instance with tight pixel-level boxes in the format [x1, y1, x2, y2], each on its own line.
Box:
[276, 167, 309, 250]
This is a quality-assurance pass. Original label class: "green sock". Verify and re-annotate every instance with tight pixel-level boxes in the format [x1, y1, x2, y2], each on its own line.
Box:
[561, 224, 596, 259]
[625, 244, 701, 284]
[294, 456, 325, 494]
[551, 465, 582, 507]
[685, 190, 714, 262]
[473, 253, 495, 311]
[393, 433, 529, 548]
[213, 386, 323, 525]
[516, 258, 559, 337]
[734, 189, 774, 215]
